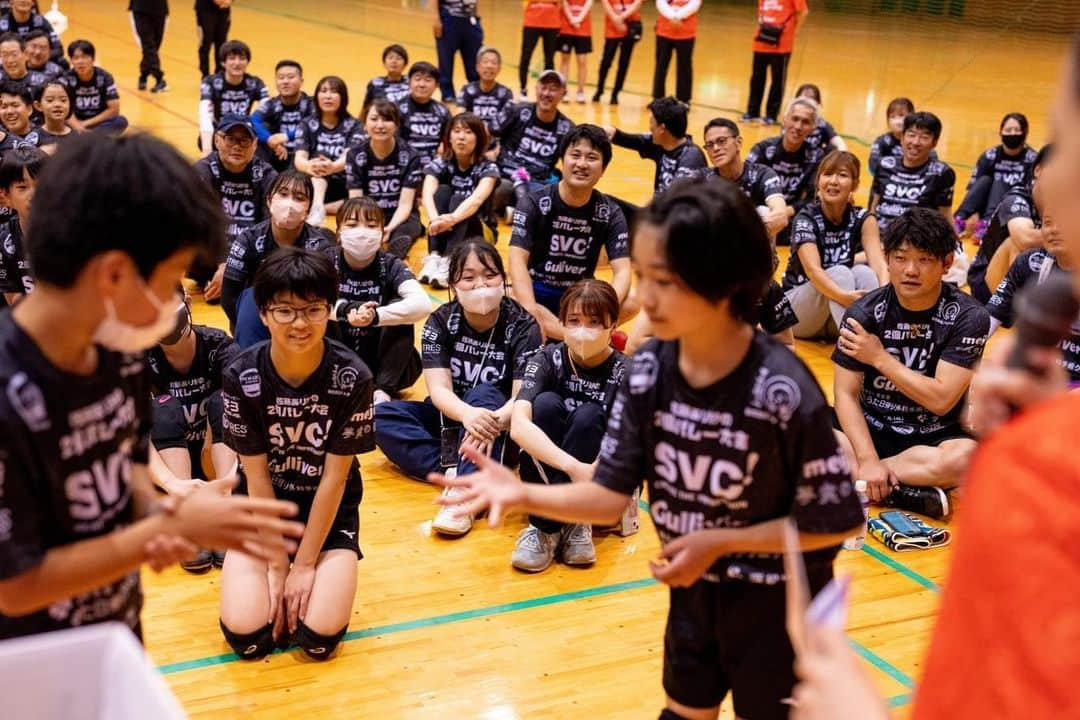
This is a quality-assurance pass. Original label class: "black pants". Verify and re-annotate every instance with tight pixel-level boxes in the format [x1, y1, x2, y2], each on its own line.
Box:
[596, 35, 636, 97]
[956, 175, 1009, 221]
[746, 52, 790, 120]
[352, 324, 423, 395]
[519, 26, 559, 92]
[386, 210, 426, 260]
[652, 37, 694, 103]
[429, 185, 493, 254]
[519, 395, 606, 533]
[132, 11, 166, 82]
[196, 6, 230, 77]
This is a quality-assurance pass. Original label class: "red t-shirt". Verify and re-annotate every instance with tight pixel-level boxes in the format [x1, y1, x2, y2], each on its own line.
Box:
[913, 392, 1080, 720]
[604, 0, 642, 39]
[656, 0, 698, 40]
[752, 0, 807, 54]
[523, 0, 562, 29]
[560, 0, 592, 37]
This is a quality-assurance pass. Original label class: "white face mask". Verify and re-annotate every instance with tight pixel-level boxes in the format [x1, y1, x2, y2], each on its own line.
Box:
[270, 195, 307, 230]
[340, 226, 382, 265]
[94, 286, 179, 353]
[564, 326, 609, 359]
[456, 284, 504, 315]
[888, 116, 905, 134]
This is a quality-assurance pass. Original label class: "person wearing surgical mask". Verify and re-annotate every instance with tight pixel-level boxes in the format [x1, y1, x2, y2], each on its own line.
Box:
[375, 239, 541, 537]
[954, 112, 1040, 242]
[419, 112, 500, 289]
[508, 279, 626, 572]
[146, 297, 241, 574]
[331, 197, 431, 405]
[220, 170, 335, 344]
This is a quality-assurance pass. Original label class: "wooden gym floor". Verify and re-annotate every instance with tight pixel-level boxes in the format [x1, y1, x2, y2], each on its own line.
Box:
[51, 1, 1069, 717]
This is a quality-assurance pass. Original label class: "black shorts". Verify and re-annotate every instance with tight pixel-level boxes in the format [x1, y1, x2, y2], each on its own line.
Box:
[829, 408, 971, 460]
[557, 34, 592, 54]
[663, 567, 832, 718]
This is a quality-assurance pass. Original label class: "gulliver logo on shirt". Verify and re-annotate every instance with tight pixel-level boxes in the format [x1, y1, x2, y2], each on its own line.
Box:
[239, 368, 261, 398]
[332, 364, 359, 393]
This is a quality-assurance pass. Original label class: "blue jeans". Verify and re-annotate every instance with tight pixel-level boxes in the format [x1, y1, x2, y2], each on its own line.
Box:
[519, 394, 606, 533]
[436, 12, 483, 100]
[375, 383, 507, 481]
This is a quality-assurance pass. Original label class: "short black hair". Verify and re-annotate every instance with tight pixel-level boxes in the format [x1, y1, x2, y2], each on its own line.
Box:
[647, 96, 689, 138]
[0, 144, 46, 189]
[903, 111, 942, 142]
[34, 78, 72, 114]
[448, 238, 505, 288]
[67, 39, 94, 59]
[275, 58, 302, 75]
[266, 169, 314, 210]
[253, 246, 338, 310]
[795, 83, 822, 104]
[0, 32, 23, 49]
[218, 39, 251, 63]
[27, 133, 225, 288]
[1034, 143, 1053, 169]
[636, 179, 772, 324]
[23, 29, 46, 44]
[409, 61, 439, 81]
[558, 124, 613, 168]
[881, 207, 956, 260]
[703, 117, 740, 138]
[382, 43, 409, 64]
[0, 80, 31, 105]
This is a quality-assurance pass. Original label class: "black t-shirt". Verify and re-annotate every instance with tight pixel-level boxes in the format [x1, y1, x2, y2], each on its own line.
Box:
[986, 249, 1080, 382]
[222, 339, 374, 515]
[0, 11, 62, 64]
[423, 155, 500, 206]
[199, 72, 268, 121]
[363, 75, 411, 108]
[746, 136, 824, 209]
[256, 93, 314, 151]
[193, 153, 278, 242]
[833, 283, 989, 441]
[610, 131, 708, 193]
[62, 68, 120, 121]
[782, 201, 873, 290]
[0, 316, 150, 639]
[421, 297, 542, 398]
[518, 343, 627, 412]
[345, 138, 424, 216]
[33, 127, 77, 148]
[871, 156, 956, 231]
[970, 185, 1038, 291]
[492, 102, 574, 183]
[0, 132, 23, 225]
[460, 81, 515, 130]
[1, 66, 53, 97]
[224, 220, 336, 287]
[332, 248, 415, 357]
[509, 184, 630, 290]
[397, 97, 452, 167]
[965, 145, 1038, 199]
[295, 116, 363, 179]
[805, 118, 838, 153]
[761, 280, 798, 335]
[146, 326, 239, 442]
[594, 334, 864, 580]
[0, 217, 30, 295]
[701, 160, 785, 207]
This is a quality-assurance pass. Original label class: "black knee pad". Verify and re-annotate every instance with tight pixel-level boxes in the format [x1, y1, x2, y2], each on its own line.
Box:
[658, 710, 690, 720]
[295, 621, 347, 661]
[219, 620, 275, 660]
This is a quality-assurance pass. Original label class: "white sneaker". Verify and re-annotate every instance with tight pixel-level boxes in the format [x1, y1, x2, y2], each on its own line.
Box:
[417, 253, 441, 285]
[373, 389, 391, 405]
[511, 524, 560, 572]
[306, 204, 326, 227]
[559, 523, 596, 566]
[429, 255, 451, 290]
[575, 90, 585, 103]
[432, 484, 473, 536]
[504, 205, 516, 224]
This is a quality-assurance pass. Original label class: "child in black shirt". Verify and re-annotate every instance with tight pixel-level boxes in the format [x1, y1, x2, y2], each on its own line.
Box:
[220, 246, 374, 661]
[435, 181, 862, 720]
[62, 39, 127, 134]
[198, 39, 268, 153]
[363, 44, 411, 109]
[0, 144, 44, 304]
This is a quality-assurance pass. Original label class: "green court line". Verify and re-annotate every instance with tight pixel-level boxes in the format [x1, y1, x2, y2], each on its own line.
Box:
[860, 543, 941, 592]
[157, 576, 658, 675]
[888, 693, 913, 708]
[852, 640, 915, 688]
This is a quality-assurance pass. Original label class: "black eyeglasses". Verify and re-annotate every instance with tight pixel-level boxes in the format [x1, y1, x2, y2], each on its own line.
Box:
[266, 304, 331, 324]
[703, 136, 736, 151]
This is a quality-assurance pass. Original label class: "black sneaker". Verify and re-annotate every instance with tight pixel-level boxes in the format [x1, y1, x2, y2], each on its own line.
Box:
[884, 484, 951, 520]
[591, 90, 602, 103]
[137, 75, 147, 91]
[151, 78, 169, 93]
[609, 92, 619, 106]
[211, 550, 226, 568]
[181, 548, 214, 574]
[763, 116, 778, 126]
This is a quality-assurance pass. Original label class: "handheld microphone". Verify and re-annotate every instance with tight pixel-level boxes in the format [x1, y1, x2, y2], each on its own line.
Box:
[1005, 273, 1080, 375]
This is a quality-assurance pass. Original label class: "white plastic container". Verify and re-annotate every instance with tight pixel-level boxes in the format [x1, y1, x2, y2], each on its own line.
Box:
[0, 622, 187, 719]
[842, 479, 870, 551]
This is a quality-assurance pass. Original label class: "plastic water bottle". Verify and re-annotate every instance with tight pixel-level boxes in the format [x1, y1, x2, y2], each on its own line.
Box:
[842, 480, 870, 551]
